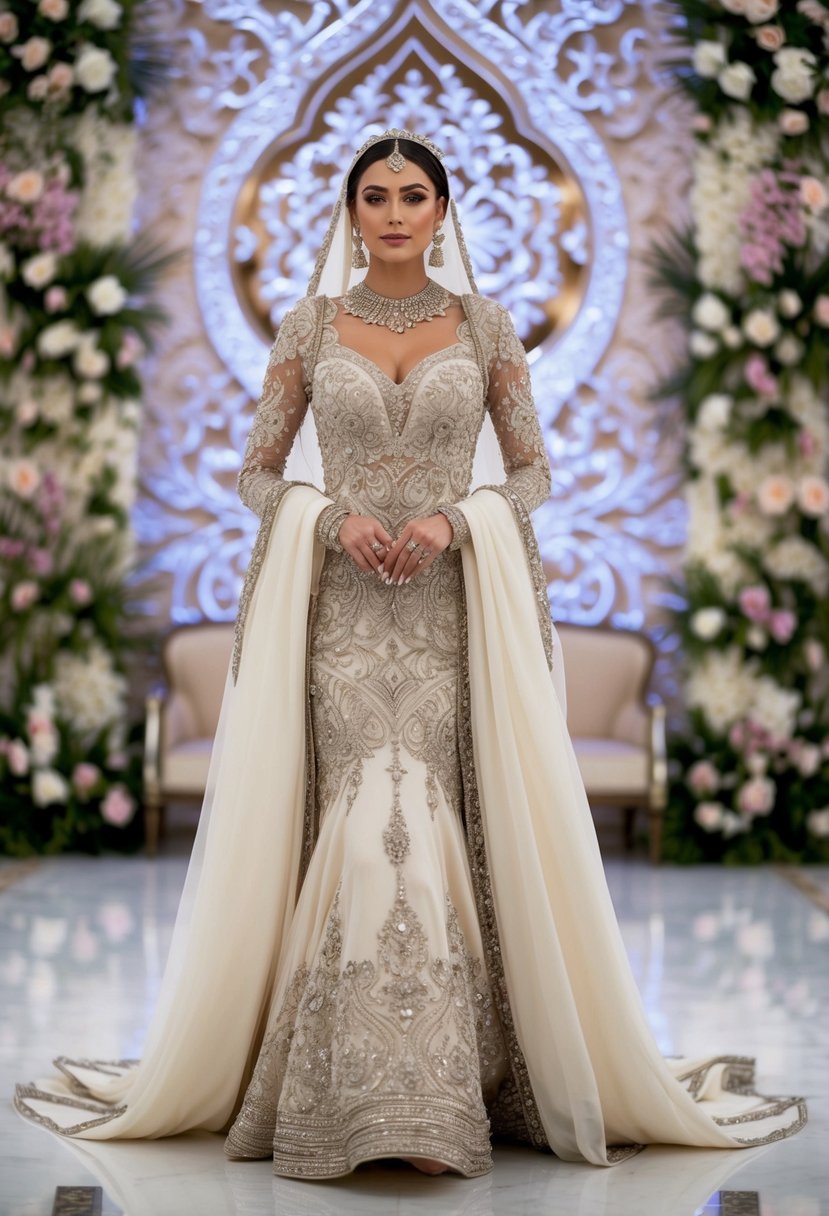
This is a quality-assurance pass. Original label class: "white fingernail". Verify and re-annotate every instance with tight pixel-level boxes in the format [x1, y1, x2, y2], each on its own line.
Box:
[378, 564, 384, 575]
[397, 576, 405, 585]
[405, 577, 411, 584]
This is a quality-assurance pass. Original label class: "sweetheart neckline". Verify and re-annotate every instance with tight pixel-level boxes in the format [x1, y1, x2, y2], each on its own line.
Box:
[323, 317, 472, 390]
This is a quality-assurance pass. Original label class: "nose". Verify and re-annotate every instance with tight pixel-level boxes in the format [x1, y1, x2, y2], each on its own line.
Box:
[387, 199, 404, 225]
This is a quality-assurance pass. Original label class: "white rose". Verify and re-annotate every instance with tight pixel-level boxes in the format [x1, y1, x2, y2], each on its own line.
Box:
[87, 274, 126, 315]
[722, 325, 743, 349]
[804, 639, 825, 672]
[78, 0, 122, 30]
[721, 0, 747, 12]
[21, 251, 58, 290]
[0, 242, 13, 280]
[746, 0, 779, 22]
[693, 292, 730, 331]
[777, 289, 802, 318]
[77, 381, 102, 404]
[73, 335, 110, 379]
[690, 330, 719, 358]
[771, 48, 817, 104]
[37, 319, 79, 357]
[743, 308, 780, 346]
[74, 45, 117, 93]
[774, 334, 803, 366]
[807, 809, 829, 838]
[746, 625, 768, 650]
[694, 41, 727, 78]
[32, 768, 69, 807]
[691, 607, 726, 640]
[719, 62, 756, 101]
[697, 393, 733, 431]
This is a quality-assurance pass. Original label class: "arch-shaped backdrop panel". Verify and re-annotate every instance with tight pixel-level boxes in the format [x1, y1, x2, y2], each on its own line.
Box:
[134, 0, 690, 637]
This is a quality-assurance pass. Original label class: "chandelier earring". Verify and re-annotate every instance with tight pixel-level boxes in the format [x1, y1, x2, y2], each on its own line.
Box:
[351, 225, 368, 269]
[428, 228, 445, 268]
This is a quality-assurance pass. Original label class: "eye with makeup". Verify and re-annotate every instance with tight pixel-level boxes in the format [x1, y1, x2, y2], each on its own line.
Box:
[362, 192, 429, 205]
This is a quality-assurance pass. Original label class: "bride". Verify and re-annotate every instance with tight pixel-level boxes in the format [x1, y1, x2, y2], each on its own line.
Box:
[15, 129, 806, 1179]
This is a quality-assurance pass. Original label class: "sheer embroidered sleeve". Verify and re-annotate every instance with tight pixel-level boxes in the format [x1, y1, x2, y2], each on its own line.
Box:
[237, 305, 311, 518]
[439, 301, 551, 550]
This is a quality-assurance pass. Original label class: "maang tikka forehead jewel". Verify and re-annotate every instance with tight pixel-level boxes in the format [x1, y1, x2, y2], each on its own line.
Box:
[385, 138, 407, 173]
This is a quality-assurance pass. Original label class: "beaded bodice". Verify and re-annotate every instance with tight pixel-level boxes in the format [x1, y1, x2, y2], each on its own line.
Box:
[238, 293, 551, 536]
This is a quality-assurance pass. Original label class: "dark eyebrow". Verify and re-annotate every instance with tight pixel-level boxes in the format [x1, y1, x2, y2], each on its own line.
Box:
[360, 182, 431, 193]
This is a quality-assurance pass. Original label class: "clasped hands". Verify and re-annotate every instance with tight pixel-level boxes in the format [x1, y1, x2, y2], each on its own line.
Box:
[338, 513, 453, 585]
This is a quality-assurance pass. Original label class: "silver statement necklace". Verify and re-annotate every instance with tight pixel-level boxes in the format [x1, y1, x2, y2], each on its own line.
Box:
[342, 278, 450, 334]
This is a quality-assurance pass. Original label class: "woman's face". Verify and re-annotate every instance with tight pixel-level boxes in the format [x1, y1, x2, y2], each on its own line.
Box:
[350, 160, 446, 270]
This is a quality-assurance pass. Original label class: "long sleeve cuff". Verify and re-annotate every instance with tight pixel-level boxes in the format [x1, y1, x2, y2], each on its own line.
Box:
[436, 503, 470, 550]
[315, 503, 350, 551]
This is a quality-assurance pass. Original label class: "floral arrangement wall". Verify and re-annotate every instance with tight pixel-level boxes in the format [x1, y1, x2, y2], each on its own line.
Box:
[0, 0, 167, 855]
[653, 0, 829, 862]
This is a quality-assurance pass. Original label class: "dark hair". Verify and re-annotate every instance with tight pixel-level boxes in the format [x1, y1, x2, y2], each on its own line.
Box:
[346, 138, 449, 205]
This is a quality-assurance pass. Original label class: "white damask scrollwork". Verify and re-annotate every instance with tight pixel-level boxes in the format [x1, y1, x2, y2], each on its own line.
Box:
[135, 0, 689, 645]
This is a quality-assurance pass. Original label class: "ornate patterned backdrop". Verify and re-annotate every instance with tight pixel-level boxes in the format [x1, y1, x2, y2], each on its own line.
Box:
[133, 0, 691, 638]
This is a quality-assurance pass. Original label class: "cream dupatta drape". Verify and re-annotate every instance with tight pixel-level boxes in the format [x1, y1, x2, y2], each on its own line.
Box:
[16, 482, 806, 1160]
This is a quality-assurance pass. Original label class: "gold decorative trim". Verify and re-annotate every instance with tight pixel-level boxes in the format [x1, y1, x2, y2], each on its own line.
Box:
[775, 866, 829, 916]
[0, 859, 39, 894]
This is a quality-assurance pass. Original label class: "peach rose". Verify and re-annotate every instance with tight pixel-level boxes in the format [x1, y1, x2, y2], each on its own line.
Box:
[9, 458, 41, 499]
[757, 473, 795, 515]
[815, 295, 829, 326]
[6, 169, 45, 203]
[746, 0, 778, 21]
[818, 89, 829, 116]
[756, 24, 784, 50]
[47, 61, 74, 95]
[779, 109, 809, 136]
[797, 475, 829, 517]
[11, 581, 39, 612]
[800, 175, 828, 212]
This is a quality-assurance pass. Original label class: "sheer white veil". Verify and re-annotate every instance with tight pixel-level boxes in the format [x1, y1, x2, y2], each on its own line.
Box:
[284, 127, 505, 487]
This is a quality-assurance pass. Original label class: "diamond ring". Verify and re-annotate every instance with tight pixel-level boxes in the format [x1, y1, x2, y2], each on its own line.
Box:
[406, 539, 419, 553]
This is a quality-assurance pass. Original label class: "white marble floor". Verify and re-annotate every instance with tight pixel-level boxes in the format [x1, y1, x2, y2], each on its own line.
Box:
[0, 852, 826, 1216]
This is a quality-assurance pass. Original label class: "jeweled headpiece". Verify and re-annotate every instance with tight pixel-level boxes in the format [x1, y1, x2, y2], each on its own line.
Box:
[385, 138, 407, 173]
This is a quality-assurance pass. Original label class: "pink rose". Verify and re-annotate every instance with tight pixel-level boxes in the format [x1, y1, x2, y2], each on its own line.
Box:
[12, 37, 52, 72]
[101, 784, 136, 827]
[11, 581, 39, 612]
[21, 350, 35, 372]
[779, 109, 809, 136]
[818, 89, 829, 116]
[737, 776, 776, 817]
[739, 584, 771, 623]
[0, 324, 17, 358]
[756, 24, 785, 51]
[688, 760, 720, 795]
[27, 75, 49, 102]
[7, 739, 29, 777]
[814, 295, 829, 326]
[769, 609, 796, 644]
[72, 762, 100, 795]
[729, 721, 747, 750]
[0, 13, 19, 42]
[694, 802, 724, 832]
[744, 352, 778, 397]
[69, 578, 93, 606]
[38, 0, 69, 19]
[692, 114, 713, 133]
[46, 61, 73, 96]
[44, 285, 67, 313]
[115, 331, 143, 370]
[798, 429, 817, 457]
[28, 547, 53, 576]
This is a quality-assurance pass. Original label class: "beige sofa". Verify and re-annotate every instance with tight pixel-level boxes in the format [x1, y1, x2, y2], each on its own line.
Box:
[143, 621, 667, 861]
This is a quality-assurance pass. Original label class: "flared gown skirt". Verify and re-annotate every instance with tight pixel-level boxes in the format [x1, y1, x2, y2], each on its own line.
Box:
[223, 548, 508, 1177]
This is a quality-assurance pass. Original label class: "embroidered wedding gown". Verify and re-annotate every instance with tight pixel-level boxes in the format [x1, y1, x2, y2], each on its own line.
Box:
[14, 290, 806, 1177]
[224, 291, 550, 1176]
